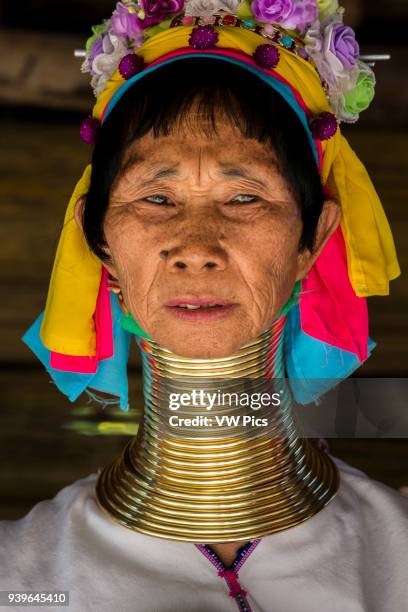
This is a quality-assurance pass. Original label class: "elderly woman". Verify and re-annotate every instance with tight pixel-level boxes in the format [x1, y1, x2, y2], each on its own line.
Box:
[1, 1, 407, 610]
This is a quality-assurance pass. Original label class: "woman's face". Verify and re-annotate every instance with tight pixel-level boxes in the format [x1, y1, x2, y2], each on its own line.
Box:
[84, 111, 339, 358]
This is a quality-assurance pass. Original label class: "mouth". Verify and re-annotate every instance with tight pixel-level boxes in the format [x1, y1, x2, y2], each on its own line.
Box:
[164, 297, 238, 322]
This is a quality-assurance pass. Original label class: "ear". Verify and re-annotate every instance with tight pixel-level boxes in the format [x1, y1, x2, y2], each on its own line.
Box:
[74, 195, 86, 231]
[74, 196, 120, 284]
[295, 198, 342, 281]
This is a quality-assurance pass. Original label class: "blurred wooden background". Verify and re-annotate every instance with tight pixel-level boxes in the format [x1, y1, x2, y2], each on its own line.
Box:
[0, 0, 407, 520]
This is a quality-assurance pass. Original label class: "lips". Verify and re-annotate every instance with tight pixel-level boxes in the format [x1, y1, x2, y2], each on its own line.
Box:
[165, 297, 231, 307]
[165, 297, 238, 321]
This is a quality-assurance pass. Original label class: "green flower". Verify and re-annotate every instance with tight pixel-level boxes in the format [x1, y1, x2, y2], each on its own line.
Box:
[342, 63, 375, 117]
[85, 19, 109, 52]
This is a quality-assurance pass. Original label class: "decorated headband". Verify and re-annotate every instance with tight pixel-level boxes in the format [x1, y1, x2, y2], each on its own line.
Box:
[23, 0, 400, 410]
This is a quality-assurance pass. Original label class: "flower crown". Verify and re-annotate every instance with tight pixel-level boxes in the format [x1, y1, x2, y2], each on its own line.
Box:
[81, 0, 375, 124]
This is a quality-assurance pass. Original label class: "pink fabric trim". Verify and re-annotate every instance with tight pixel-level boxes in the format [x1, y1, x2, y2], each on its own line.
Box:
[95, 266, 114, 359]
[300, 225, 368, 362]
[50, 352, 99, 374]
[50, 267, 113, 373]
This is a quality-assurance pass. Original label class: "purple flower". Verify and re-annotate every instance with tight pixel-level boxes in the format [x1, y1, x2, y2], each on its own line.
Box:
[141, 0, 185, 27]
[296, 0, 318, 32]
[324, 22, 359, 70]
[88, 37, 104, 73]
[111, 2, 144, 37]
[251, 0, 317, 31]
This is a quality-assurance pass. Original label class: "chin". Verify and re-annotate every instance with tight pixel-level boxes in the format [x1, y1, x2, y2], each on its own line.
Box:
[152, 328, 249, 359]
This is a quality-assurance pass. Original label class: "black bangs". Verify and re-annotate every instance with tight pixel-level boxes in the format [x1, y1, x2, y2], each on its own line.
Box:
[82, 57, 324, 262]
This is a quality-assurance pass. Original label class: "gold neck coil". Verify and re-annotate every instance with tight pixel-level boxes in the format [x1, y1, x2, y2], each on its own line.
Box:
[96, 313, 340, 542]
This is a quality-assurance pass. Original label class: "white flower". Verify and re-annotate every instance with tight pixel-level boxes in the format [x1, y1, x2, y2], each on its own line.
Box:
[184, 0, 216, 16]
[304, 19, 336, 87]
[184, 0, 240, 16]
[92, 31, 129, 77]
[217, 0, 241, 12]
[90, 30, 129, 96]
[304, 18, 323, 56]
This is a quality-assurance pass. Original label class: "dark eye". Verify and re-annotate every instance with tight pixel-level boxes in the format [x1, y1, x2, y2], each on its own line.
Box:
[229, 194, 259, 204]
[144, 195, 173, 206]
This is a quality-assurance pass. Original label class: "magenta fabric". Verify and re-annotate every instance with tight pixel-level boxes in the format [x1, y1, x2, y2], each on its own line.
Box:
[50, 267, 114, 373]
[300, 225, 368, 363]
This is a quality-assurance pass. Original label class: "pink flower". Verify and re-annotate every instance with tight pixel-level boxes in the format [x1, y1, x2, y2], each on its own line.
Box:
[141, 0, 185, 27]
[111, 2, 144, 37]
[251, 0, 317, 31]
[252, 0, 296, 26]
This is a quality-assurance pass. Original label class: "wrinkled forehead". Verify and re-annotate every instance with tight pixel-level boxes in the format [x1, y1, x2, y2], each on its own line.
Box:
[114, 117, 282, 192]
[120, 106, 279, 164]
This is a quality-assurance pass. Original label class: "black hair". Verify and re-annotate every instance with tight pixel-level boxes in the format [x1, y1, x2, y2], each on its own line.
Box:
[82, 58, 324, 263]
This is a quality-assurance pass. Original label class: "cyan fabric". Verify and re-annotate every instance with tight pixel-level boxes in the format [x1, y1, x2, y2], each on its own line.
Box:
[22, 293, 131, 411]
[284, 303, 376, 405]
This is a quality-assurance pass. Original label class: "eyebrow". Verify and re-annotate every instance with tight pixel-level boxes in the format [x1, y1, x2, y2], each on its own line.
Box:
[117, 154, 278, 187]
[118, 152, 180, 181]
[217, 163, 280, 188]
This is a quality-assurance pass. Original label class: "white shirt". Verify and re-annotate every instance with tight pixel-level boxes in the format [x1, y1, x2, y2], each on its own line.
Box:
[1, 456, 407, 612]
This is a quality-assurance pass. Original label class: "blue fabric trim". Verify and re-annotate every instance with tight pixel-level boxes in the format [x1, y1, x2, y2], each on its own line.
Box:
[103, 53, 318, 166]
[22, 293, 131, 411]
[284, 303, 376, 405]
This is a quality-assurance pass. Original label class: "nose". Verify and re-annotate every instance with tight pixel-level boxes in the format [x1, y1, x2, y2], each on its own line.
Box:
[160, 240, 228, 274]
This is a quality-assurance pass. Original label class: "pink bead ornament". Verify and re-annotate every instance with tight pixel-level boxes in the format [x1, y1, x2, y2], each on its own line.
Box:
[310, 111, 338, 140]
[189, 25, 219, 50]
[118, 53, 145, 80]
[253, 44, 280, 69]
[79, 116, 100, 144]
